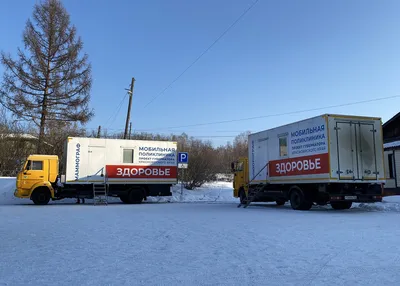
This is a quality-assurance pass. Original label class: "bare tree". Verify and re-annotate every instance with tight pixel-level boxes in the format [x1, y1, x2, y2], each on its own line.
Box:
[215, 142, 234, 174]
[0, 0, 93, 153]
[177, 137, 219, 190]
[233, 131, 251, 159]
[0, 108, 34, 176]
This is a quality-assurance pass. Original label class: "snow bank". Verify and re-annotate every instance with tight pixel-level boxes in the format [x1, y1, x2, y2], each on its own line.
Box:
[382, 195, 400, 203]
[0, 177, 237, 205]
[147, 181, 238, 204]
[0, 177, 21, 205]
[354, 196, 400, 212]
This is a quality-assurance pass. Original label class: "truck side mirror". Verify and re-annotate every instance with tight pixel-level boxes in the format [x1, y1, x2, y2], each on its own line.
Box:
[230, 162, 235, 172]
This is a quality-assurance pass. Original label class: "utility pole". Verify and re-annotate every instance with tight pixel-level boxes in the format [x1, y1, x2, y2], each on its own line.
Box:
[129, 122, 132, 139]
[124, 77, 135, 139]
[97, 126, 101, 138]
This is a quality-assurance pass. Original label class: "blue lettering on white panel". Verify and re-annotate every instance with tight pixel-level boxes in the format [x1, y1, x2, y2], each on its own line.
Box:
[251, 140, 255, 177]
[74, 143, 80, 180]
[137, 146, 177, 165]
[290, 124, 327, 155]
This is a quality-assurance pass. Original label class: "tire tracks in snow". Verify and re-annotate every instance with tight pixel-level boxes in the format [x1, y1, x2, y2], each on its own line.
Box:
[303, 252, 339, 286]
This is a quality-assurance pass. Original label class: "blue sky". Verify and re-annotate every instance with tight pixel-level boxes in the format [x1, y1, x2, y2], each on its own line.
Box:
[1, 0, 400, 146]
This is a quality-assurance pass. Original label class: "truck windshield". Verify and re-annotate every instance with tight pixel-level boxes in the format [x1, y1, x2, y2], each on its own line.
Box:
[25, 160, 43, 171]
[235, 162, 244, 171]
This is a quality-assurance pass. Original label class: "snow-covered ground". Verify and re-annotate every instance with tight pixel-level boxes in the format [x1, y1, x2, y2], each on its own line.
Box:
[1, 178, 400, 285]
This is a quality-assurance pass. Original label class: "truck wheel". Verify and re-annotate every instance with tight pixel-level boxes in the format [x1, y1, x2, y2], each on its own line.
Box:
[128, 189, 144, 204]
[276, 199, 285, 206]
[331, 201, 352, 210]
[120, 195, 130, 204]
[31, 188, 51, 205]
[289, 187, 312, 211]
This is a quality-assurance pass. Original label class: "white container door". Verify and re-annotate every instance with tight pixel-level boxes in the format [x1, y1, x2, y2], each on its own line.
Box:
[87, 146, 106, 180]
[356, 123, 378, 180]
[336, 121, 378, 180]
[335, 122, 358, 180]
[254, 138, 269, 181]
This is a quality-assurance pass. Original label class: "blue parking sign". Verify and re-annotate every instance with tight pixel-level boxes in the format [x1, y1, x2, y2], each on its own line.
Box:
[178, 152, 188, 164]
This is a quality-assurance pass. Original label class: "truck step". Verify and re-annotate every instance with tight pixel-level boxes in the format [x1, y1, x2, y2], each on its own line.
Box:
[237, 162, 269, 208]
[238, 182, 266, 208]
[93, 184, 108, 206]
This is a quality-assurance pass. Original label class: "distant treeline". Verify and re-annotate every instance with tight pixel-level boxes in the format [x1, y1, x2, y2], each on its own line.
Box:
[0, 110, 249, 189]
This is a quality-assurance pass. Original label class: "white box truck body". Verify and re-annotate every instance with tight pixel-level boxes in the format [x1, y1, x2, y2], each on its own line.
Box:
[249, 114, 385, 184]
[233, 114, 385, 210]
[64, 137, 177, 184]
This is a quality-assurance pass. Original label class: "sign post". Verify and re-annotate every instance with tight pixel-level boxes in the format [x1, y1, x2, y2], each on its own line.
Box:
[178, 152, 189, 196]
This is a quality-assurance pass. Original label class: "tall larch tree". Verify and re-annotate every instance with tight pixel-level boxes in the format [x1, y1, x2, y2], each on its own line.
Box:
[0, 0, 93, 153]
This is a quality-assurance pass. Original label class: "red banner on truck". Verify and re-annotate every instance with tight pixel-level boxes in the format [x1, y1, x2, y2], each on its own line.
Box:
[106, 165, 177, 179]
[269, 153, 329, 177]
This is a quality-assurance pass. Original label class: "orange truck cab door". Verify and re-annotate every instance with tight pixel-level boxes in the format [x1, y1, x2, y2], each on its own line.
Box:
[232, 158, 248, 198]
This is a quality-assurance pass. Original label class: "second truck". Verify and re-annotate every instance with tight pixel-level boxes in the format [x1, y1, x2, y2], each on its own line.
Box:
[232, 114, 385, 210]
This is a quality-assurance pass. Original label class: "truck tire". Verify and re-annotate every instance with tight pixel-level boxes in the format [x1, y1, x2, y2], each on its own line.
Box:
[128, 188, 144, 204]
[120, 195, 130, 204]
[331, 201, 352, 210]
[289, 186, 312, 211]
[31, 188, 51, 205]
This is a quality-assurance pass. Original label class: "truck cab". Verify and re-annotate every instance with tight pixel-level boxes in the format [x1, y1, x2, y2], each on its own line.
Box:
[231, 157, 249, 203]
[14, 155, 59, 205]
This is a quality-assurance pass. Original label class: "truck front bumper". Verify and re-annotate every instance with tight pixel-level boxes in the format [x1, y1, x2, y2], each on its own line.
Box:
[14, 189, 20, 198]
[14, 189, 30, 199]
[330, 194, 382, 203]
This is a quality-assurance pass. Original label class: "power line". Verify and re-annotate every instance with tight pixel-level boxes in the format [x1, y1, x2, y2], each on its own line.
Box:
[82, 128, 239, 139]
[93, 94, 399, 133]
[139, 95, 400, 132]
[104, 92, 129, 129]
[142, 0, 260, 108]
[183, 135, 237, 138]
[82, 126, 250, 134]
[132, 128, 249, 133]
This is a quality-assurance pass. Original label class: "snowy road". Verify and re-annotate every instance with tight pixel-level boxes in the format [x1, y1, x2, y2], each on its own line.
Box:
[1, 202, 400, 286]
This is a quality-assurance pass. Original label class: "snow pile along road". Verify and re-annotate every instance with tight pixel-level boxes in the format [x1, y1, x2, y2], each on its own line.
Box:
[0, 177, 21, 205]
[355, 195, 400, 212]
[0, 177, 237, 205]
[147, 181, 238, 203]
